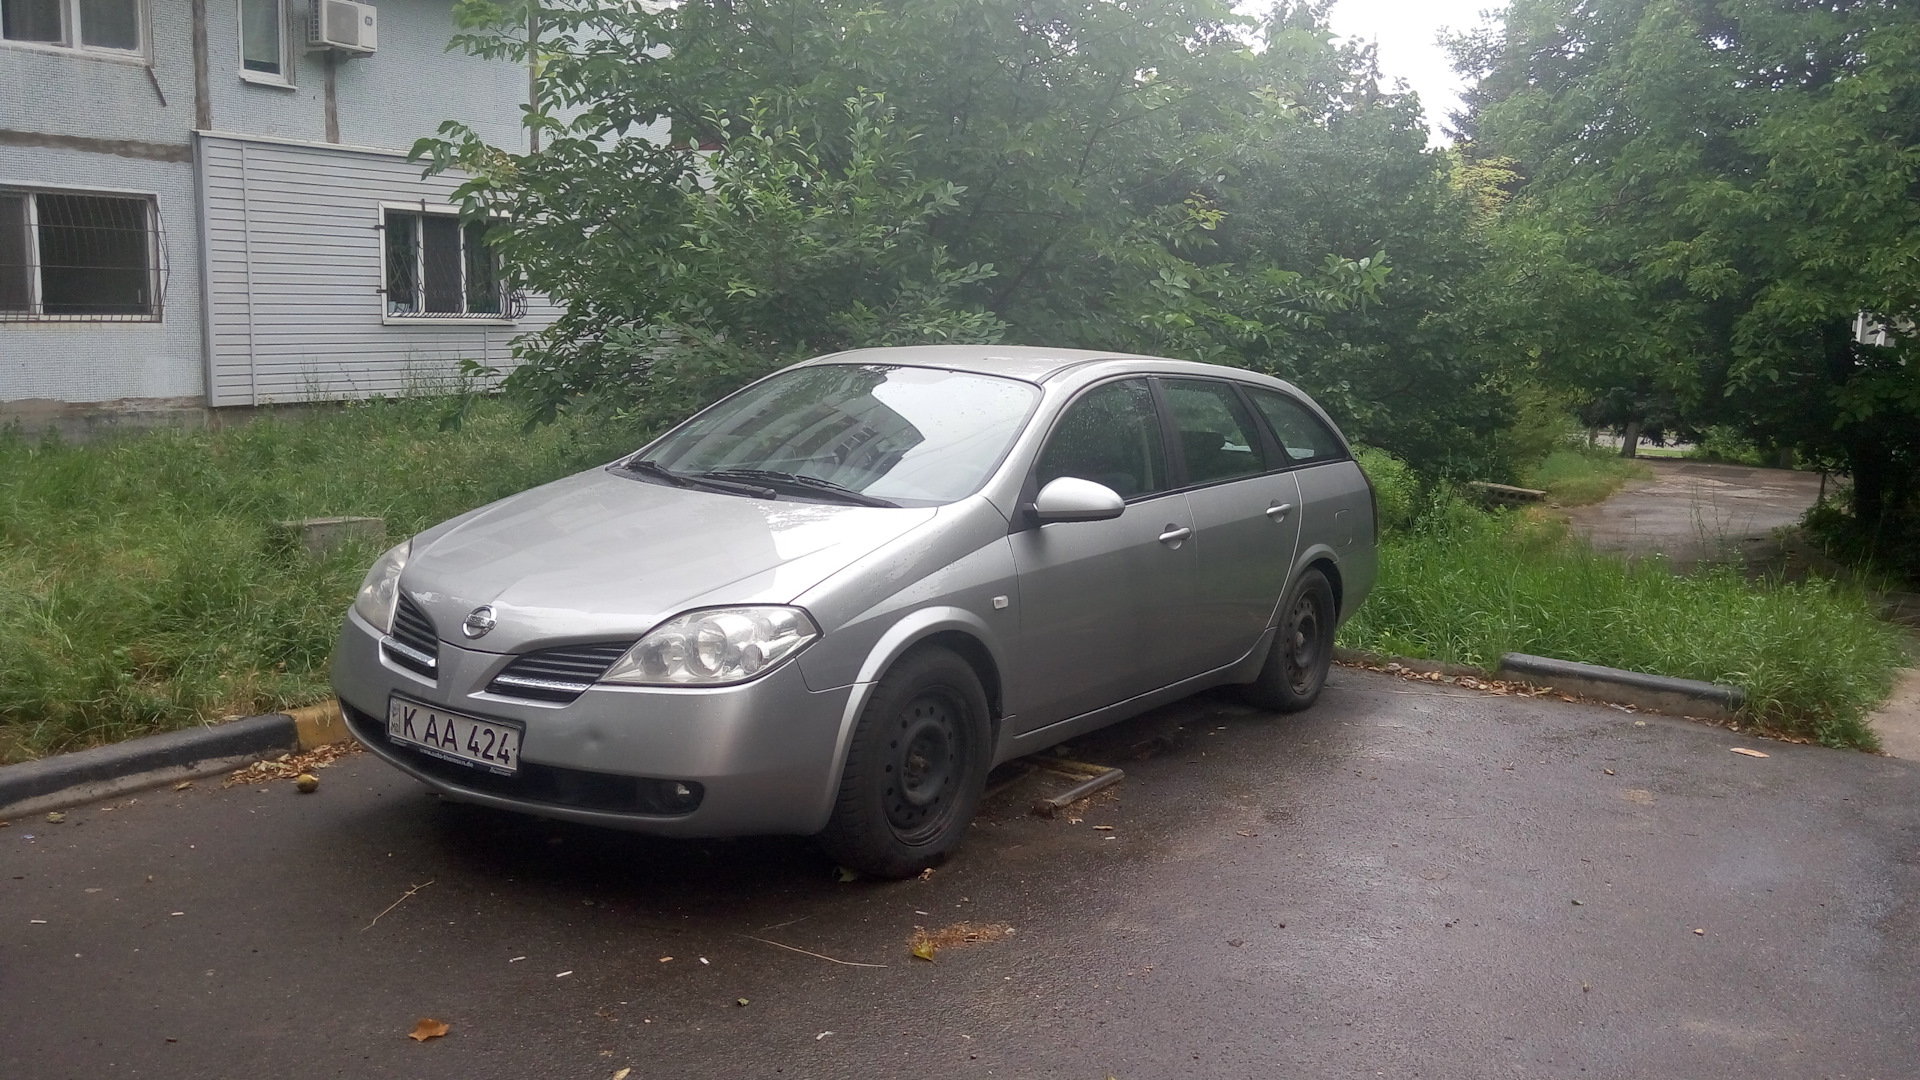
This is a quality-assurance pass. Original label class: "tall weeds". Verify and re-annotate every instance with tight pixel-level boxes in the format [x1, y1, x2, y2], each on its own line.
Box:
[0, 398, 638, 762]
[1339, 501, 1905, 749]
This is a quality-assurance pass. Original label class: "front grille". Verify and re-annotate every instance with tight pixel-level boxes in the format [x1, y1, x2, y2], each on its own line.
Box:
[343, 703, 703, 816]
[382, 593, 439, 677]
[487, 641, 633, 703]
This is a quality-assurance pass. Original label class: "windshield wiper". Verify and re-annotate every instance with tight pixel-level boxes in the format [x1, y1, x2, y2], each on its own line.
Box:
[618, 458, 777, 500]
[699, 468, 900, 508]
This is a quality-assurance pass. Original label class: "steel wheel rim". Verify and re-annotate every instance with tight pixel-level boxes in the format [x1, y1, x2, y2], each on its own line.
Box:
[883, 688, 964, 842]
[1283, 594, 1322, 695]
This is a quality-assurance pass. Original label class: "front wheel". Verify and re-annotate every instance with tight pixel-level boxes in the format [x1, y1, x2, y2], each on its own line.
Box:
[1240, 568, 1336, 713]
[817, 646, 991, 879]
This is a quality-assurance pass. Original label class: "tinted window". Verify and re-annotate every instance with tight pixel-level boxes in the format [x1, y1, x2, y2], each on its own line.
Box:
[1037, 379, 1169, 498]
[645, 364, 1040, 506]
[1247, 388, 1346, 465]
[1161, 378, 1267, 484]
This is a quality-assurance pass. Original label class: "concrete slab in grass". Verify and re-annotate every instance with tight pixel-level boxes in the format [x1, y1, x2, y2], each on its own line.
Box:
[1496, 652, 1744, 719]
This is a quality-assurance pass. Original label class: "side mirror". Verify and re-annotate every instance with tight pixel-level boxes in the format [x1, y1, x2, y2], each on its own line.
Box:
[1031, 476, 1125, 525]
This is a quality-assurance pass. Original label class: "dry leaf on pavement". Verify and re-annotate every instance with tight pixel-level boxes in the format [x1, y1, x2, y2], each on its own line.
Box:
[1729, 747, 1770, 758]
[408, 1018, 450, 1042]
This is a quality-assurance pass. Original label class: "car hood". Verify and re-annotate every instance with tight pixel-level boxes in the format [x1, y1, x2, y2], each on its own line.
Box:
[400, 468, 938, 653]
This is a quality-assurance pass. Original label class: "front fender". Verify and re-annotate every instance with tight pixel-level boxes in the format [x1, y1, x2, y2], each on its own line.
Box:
[812, 605, 1011, 830]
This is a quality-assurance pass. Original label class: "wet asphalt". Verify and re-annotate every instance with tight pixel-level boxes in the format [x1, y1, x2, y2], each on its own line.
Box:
[4, 667, 1918, 1080]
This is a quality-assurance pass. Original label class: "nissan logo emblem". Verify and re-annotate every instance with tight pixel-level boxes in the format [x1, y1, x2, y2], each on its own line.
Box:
[462, 605, 497, 639]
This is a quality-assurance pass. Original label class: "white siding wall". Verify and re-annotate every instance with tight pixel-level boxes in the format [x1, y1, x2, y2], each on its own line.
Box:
[0, 148, 204, 404]
[197, 131, 558, 406]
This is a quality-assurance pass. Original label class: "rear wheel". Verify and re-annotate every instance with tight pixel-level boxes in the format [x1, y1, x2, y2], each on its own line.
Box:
[1240, 568, 1336, 713]
[817, 647, 991, 879]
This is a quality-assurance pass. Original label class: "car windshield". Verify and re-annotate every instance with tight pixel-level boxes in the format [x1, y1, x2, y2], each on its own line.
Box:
[638, 364, 1041, 507]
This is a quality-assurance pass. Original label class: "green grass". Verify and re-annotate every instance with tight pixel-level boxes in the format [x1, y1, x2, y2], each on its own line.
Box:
[1338, 502, 1907, 749]
[0, 397, 640, 763]
[1524, 448, 1653, 506]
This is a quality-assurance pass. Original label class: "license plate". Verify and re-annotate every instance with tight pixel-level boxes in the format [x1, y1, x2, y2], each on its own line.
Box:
[386, 696, 523, 776]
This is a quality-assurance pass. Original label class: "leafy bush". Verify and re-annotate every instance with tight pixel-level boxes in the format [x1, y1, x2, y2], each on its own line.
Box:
[1339, 502, 1905, 748]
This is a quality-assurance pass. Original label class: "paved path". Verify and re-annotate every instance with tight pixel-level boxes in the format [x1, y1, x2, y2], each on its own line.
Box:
[1561, 459, 1823, 572]
[6, 670, 1918, 1079]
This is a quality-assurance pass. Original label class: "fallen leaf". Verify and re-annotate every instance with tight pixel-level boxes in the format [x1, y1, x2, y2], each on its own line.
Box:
[918, 867, 934, 881]
[1728, 747, 1769, 759]
[658, 956, 672, 962]
[45, 812, 64, 824]
[835, 866, 858, 883]
[735, 998, 749, 1007]
[612, 1069, 632, 1080]
[910, 941, 937, 962]
[1603, 769, 1615, 776]
[1693, 928, 1705, 936]
[173, 781, 193, 791]
[408, 1018, 450, 1042]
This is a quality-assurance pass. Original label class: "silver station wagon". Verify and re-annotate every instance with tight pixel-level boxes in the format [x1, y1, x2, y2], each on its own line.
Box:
[333, 346, 1377, 876]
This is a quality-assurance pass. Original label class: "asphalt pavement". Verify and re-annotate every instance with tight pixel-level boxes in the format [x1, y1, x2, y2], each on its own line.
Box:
[5, 668, 1918, 1079]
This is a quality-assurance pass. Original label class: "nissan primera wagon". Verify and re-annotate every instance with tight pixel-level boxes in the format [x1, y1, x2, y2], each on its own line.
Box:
[333, 346, 1377, 876]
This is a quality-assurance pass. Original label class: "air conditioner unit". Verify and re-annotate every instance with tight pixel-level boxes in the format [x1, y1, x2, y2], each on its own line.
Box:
[310, 0, 377, 54]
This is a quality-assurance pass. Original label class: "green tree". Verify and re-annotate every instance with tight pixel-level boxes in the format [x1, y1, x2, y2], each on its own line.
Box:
[1459, 0, 1920, 569]
[423, 0, 1509, 475]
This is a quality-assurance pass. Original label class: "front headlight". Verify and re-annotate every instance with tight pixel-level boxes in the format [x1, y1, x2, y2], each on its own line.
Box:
[351, 540, 411, 635]
[603, 606, 820, 687]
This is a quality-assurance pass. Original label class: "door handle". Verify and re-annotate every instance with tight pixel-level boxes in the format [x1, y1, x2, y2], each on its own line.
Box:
[1265, 502, 1295, 521]
[1158, 525, 1193, 544]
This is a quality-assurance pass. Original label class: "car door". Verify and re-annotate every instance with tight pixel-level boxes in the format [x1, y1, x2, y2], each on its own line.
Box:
[1157, 377, 1304, 670]
[1244, 385, 1368, 579]
[1008, 378, 1199, 729]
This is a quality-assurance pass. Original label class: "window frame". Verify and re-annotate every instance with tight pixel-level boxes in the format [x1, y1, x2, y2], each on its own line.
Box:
[0, 185, 164, 323]
[235, 0, 293, 87]
[1148, 375, 1278, 492]
[0, 0, 149, 62]
[377, 203, 517, 325]
[1238, 383, 1351, 470]
[1027, 375, 1179, 508]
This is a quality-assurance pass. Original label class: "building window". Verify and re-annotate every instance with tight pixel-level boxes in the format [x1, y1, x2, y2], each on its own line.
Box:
[239, 0, 283, 76]
[1, 0, 144, 54]
[383, 210, 513, 319]
[0, 190, 162, 321]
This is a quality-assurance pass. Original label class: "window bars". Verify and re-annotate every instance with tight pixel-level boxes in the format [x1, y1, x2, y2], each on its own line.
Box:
[0, 190, 165, 322]
[383, 210, 522, 319]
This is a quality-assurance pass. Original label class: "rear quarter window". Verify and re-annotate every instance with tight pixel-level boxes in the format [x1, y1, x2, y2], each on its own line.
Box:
[1245, 387, 1347, 466]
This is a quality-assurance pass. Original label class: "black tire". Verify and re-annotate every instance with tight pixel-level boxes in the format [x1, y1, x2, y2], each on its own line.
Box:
[817, 646, 992, 879]
[1240, 568, 1336, 714]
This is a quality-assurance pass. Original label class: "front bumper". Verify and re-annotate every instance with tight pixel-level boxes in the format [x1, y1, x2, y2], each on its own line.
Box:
[331, 611, 855, 837]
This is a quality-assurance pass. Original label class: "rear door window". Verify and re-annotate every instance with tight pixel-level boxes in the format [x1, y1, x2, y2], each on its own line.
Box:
[1159, 378, 1268, 485]
[1246, 387, 1346, 466]
[1036, 379, 1170, 498]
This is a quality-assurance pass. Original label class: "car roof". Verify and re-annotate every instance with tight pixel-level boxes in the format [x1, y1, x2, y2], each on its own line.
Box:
[794, 342, 1290, 384]
[795, 345, 1180, 384]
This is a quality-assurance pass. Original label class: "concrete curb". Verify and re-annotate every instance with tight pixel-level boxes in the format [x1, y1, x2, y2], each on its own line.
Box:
[0, 700, 350, 819]
[1496, 653, 1744, 720]
[1333, 647, 1747, 721]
